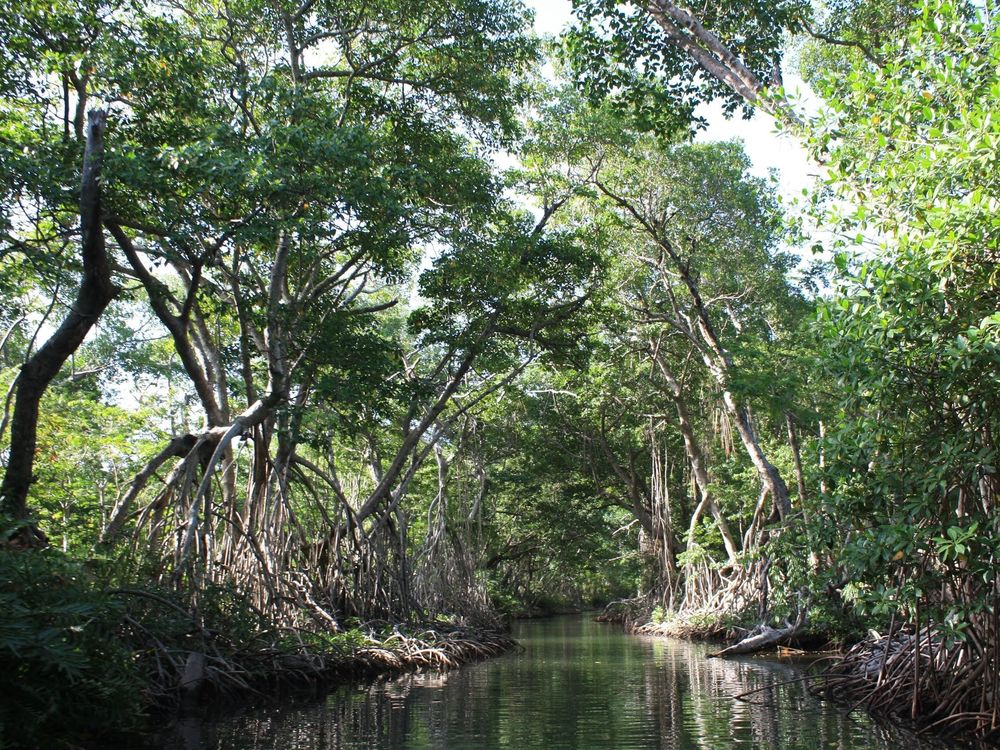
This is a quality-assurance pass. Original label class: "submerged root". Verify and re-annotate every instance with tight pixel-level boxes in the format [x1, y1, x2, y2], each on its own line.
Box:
[812, 627, 1000, 743]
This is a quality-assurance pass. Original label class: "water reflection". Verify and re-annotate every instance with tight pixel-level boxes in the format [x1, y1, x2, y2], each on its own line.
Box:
[155, 616, 948, 750]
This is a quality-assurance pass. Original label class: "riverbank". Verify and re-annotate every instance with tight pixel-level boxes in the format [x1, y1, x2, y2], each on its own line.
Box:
[156, 621, 518, 711]
[0, 549, 515, 749]
[117, 614, 516, 749]
[598, 599, 749, 643]
[627, 607, 999, 745]
[629, 611, 736, 642]
[139, 619, 517, 750]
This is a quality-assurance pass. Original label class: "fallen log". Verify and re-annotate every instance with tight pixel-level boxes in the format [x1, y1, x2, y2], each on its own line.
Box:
[708, 621, 803, 657]
[709, 605, 809, 659]
[708, 592, 809, 658]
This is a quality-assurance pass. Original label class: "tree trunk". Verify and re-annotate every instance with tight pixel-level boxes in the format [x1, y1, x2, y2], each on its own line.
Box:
[785, 412, 808, 509]
[644, 1, 765, 106]
[708, 621, 802, 658]
[722, 390, 792, 521]
[651, 349, 740, 563]
[0, 110, 116, 532]
[110, 225, 227, 427]
[787, 412, 820, 570]
[642, 1, 803, 124]
[650, 434, 678, 603]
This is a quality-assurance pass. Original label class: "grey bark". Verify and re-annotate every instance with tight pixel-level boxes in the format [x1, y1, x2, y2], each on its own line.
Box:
[651, 348, 740, 563]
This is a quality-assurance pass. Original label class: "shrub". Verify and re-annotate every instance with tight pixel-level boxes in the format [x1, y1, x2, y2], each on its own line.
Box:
[0, 547, 144, 748]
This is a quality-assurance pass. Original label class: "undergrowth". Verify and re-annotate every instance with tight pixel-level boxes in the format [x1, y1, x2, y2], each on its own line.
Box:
[0, 548, 144, 749]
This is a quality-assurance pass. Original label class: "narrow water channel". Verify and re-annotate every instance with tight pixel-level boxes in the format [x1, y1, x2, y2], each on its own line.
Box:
[157, 615, 947, 750]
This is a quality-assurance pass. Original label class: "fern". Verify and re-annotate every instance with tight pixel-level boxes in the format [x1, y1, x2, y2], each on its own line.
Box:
[0, 549, 144, 748]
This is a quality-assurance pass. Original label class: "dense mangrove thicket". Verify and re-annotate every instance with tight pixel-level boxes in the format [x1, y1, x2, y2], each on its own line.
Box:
[1, 0, 998, 746]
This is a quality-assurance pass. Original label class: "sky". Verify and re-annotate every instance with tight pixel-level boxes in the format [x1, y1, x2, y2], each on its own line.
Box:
[524, 0, 817, 204]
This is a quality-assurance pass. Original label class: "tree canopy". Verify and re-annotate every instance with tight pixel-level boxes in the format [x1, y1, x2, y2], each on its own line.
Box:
[2, 0, 999, 745]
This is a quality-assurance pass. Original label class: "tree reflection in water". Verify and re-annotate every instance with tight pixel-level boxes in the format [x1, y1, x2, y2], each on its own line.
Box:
[155, 616, 950, 750]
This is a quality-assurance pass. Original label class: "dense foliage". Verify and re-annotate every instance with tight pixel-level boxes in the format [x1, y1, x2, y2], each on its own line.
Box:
[0, 550, 143, 745]
[811, 0, 1000, 639]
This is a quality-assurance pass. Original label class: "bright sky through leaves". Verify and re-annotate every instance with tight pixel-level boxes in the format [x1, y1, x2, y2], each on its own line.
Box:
[525, 0, 814, 202]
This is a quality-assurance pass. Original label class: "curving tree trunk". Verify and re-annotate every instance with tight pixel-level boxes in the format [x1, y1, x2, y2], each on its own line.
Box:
[0, 110, 116, 536]
[596, 180, 793, 523]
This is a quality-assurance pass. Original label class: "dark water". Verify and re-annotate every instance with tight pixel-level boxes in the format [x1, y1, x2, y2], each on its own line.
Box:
[156, 616, 946, 750]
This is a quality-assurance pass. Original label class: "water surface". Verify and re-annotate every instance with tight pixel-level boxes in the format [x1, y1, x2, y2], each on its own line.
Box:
[159, 615, 946, 749]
